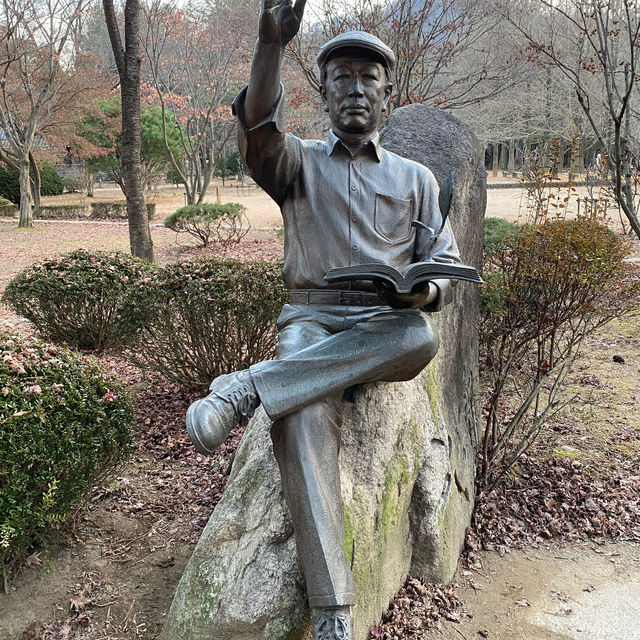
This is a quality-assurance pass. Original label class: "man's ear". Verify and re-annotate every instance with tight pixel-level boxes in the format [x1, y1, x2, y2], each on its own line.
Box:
[320, 84, 329, 112]
[381, 82, 393, 113]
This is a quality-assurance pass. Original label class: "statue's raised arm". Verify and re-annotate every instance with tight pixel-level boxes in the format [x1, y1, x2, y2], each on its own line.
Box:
[245, 0, 307, 128]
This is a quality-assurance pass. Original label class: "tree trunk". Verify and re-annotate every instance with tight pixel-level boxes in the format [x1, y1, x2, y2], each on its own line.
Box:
[29, 152, 41, 208]
[103, 0, 154, 262]
[122, 0, 153, 261]
[86, 169, 94, 197]
[121, 76, 153, 260]
[492, 142, 499, 177]
[18, 156, 33, 228]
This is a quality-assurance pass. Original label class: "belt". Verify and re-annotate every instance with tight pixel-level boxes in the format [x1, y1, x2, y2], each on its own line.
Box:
[289, 289, 383, 307]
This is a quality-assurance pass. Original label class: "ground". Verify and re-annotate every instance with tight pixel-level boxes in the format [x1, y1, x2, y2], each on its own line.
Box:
[425, 541, 640, 640]
[0, 178, 638, 640]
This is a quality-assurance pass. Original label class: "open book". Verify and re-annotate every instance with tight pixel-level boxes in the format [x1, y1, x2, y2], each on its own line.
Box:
[325, 261, 482, 294]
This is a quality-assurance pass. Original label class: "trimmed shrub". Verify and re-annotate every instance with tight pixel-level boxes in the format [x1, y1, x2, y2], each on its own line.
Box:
[0, 199, 18, 217]
[165, 164, 183, 186]
[90, 202, 126, 219]
[39, 164, 64, 196]
[126, 258, 287, 389]
[90, 201, 155, 220]
[63, 175, 86, 193]
[34, 204, 89, 219]
[164, 202, 250, 247]
[0, 166, 20, 204]
[483, 217, 519, 257]
[479, 219, 640, 490]
[0, 332, 133, 584]
[0, 163, 64, 204]
[2, 250, 157, 351]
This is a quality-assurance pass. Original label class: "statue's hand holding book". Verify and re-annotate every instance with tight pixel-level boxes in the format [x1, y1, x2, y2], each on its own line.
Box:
[324, 261, 482, 295]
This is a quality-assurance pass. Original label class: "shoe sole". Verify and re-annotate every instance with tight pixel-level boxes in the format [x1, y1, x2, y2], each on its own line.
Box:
[185, 400, 217, 456]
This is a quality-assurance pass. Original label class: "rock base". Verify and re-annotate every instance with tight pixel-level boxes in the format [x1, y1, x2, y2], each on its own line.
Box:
[162, 104, 486, 640]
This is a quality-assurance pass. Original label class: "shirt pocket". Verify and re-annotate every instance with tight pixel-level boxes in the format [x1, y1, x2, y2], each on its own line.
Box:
[374, 193, 415, 243]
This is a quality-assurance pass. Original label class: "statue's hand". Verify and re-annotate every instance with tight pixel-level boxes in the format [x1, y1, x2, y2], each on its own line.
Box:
[375, 280, 438, 310]
[259, 0, 307, 46]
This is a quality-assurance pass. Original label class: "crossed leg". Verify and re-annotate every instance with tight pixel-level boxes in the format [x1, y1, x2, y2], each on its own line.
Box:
[262, 303, 438, 608]
[251, 303, 438, 421]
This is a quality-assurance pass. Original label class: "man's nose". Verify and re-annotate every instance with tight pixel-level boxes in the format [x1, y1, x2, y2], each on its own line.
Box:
[348, 75, 364, 97]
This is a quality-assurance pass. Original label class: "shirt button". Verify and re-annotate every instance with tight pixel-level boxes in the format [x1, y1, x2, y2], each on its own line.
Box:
[351, 216, 357, 222]
[350, 185, 356, 191]
[352, 244, 357, 250]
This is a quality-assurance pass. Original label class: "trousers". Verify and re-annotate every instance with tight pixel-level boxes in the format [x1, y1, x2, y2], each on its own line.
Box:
[249, 303, 439, 607]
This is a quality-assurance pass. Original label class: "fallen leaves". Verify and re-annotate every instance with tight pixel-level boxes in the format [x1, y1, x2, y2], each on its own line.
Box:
[69, 595, 91, 613]
[469, 454, 640, 553]
[82, 360, 240, 552]
[24, 550, 42, 567]
[370, 578, 462, 639]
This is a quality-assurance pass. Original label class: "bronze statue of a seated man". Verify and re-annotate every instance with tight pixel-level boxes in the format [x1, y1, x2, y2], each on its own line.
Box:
[186, 1, 460, 637]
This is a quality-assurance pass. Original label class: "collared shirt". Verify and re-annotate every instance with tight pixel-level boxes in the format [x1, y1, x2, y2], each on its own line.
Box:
[232, 87, 460, 305]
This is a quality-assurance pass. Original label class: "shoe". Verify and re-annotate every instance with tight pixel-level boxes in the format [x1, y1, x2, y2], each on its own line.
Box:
[185, 370, 259, 455]
[312, 606, 353, 640]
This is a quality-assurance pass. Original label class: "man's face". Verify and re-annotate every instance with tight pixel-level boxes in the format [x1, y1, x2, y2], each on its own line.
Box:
[320, 56, 392, 138]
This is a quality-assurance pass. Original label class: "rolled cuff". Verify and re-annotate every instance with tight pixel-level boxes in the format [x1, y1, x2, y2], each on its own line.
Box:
[232, 83, 286, 133]
[421, 278, 453, 312]
[309, 591, 357, 608]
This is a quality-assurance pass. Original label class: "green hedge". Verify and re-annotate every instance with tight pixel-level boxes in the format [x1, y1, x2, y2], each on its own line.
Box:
[90, 202, 155, 220]
[35, 204, 88, 219]
[39, 164, 64, 197]
[0, 202, 157, 221]
[126, 258, 287, 389]
[0, 164, 63, 204]
[0, 332, 133, 583]
[2, 250, 157, 351]
[483, 217, 520, 257]
[0, 166, 20, 204]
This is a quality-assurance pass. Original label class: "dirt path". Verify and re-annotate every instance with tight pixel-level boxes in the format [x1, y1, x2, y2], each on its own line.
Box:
[428, 541, 640, 640]
[0, 504, 195, 640]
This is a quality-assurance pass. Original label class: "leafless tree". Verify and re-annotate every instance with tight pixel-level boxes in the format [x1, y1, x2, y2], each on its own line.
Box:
[502, 0, 640, 238]
[462, 61, 598, 172]
[291, 0, 514, 110]
[142, 0, 245, 205]
[103, 0, 155, 261]
[0, 0, 89, 227]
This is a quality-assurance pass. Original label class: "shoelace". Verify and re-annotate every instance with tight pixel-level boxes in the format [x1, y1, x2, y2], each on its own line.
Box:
[314, 611, 351, 640]
[216, 381, 257, 426]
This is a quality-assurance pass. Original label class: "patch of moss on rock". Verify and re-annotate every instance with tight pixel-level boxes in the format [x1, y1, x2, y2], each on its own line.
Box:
[424, 360, 441, 428]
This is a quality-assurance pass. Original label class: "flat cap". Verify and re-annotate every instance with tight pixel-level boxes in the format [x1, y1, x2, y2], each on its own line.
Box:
[317, 31, 395, 72]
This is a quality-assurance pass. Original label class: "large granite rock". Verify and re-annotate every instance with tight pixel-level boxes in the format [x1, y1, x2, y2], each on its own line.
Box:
[381, 104, 486, 579]
[161, 105, 485, 640]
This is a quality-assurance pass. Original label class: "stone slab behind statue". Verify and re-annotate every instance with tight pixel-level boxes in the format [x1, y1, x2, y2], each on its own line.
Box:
[161, 105, 486, 640]
[381, 104, 486, 579]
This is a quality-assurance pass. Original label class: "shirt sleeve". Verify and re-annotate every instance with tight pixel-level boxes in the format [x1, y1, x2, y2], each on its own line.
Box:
[414, 168, 461, 312]
[232, 85, 302, 207]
